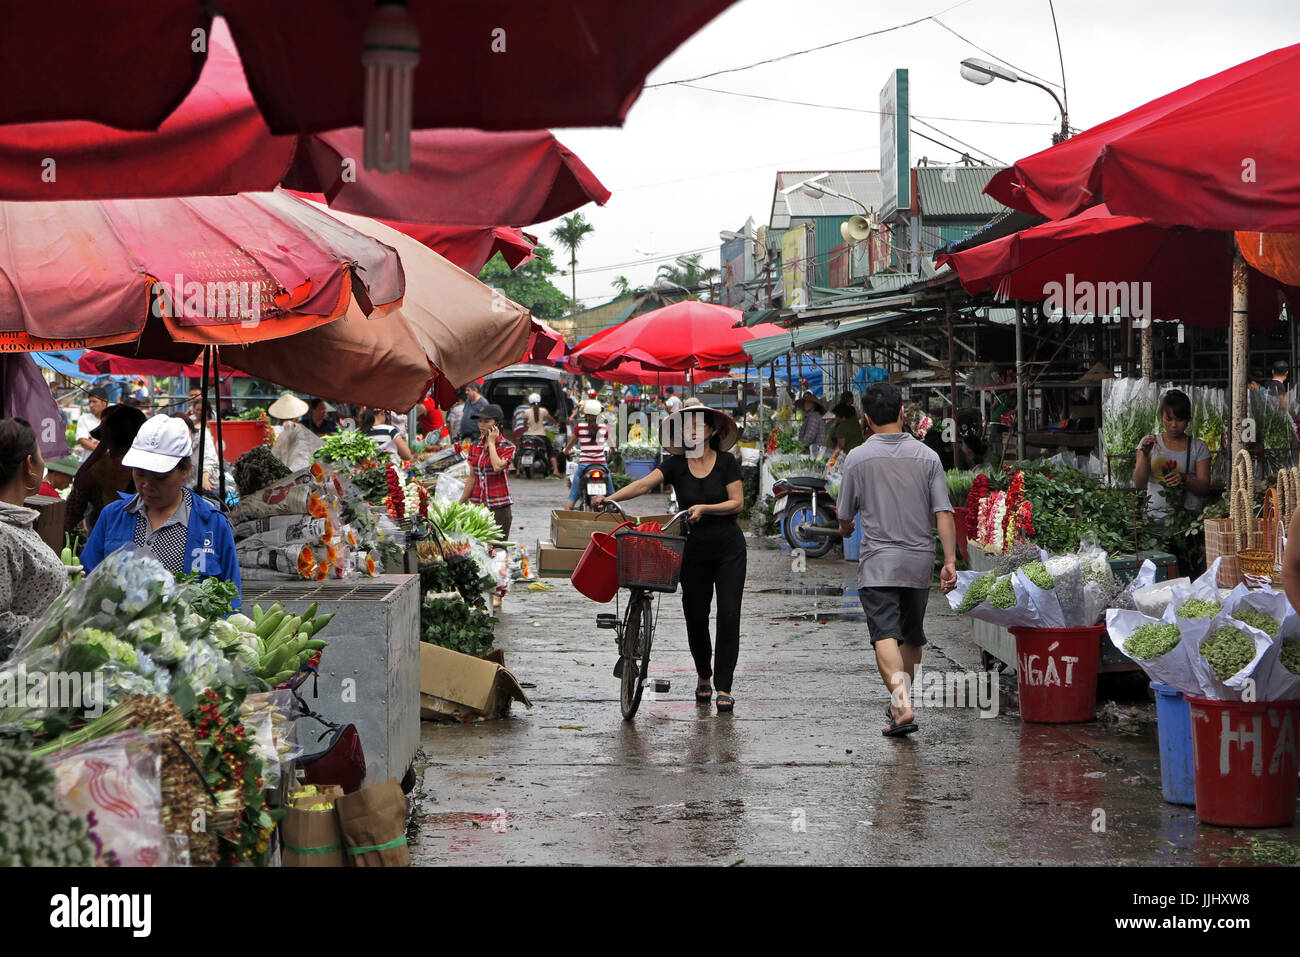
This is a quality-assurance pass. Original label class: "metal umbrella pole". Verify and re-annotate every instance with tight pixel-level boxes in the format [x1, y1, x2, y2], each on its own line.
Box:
[212, 346, 227, 503]
[197, 346, 210, 493]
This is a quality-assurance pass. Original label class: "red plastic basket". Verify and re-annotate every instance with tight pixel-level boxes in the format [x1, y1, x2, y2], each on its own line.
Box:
[616, 530, 687, 592]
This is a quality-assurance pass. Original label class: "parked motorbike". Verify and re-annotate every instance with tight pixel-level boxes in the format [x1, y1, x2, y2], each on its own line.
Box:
[517, 433, 554, 479]
[772, 476, 841, 558]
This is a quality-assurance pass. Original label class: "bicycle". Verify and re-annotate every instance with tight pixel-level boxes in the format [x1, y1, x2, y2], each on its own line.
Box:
[594, 500, 689, 720]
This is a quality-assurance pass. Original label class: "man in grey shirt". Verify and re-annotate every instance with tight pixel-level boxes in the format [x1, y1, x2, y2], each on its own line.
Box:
[837, 381, 957, 737]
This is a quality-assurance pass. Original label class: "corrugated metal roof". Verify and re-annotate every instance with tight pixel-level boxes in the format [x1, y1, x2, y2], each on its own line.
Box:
[914, 166, 1008, 219]
[770, 171, 882, 228]
[743, 312, 913, 366]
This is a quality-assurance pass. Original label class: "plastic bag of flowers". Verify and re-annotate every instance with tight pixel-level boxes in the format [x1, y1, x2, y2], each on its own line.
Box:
[946, 570, 1045, 629]
[1185, 611, 1273, 699]
[1105, 608, 1205, 692]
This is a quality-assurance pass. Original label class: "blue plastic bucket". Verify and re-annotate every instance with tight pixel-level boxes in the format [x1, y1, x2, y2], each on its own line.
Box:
[843, 514, 862, 561]
[623, 458, 656, 481]
[1151, 682, 1195, 806]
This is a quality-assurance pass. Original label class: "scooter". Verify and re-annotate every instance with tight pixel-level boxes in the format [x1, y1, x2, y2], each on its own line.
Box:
[575, 461, 614, 511]
[517, 434, 554, 479]
[772, 476, 841, 558]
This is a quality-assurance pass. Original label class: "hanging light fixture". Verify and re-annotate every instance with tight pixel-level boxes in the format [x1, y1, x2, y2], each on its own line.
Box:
[362, 0, 421, 173]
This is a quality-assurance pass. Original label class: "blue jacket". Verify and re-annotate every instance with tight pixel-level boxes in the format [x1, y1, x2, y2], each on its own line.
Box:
[81, 491, 242, 606]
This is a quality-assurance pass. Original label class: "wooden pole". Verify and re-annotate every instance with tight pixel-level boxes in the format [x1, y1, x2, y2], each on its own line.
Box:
[945, 292, 960, 467]
[1015, 301, 1026, 461]
[1229, 243, 1249, 464]
[1140, 322, 1154, 380]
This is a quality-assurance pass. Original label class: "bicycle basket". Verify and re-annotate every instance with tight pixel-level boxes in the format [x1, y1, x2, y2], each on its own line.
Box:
[616, 530, 687, 592]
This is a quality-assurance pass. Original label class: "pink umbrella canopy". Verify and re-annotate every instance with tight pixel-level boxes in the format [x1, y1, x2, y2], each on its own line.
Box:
[983, 42, 1300, 231]
[567, 301, 785, 373]
[0, 190, 403, 352]
[79, 351, 249, 379]
[0, 21, 610, 227]
[0, 2, 739, 134]
[564, 355, 729, 387]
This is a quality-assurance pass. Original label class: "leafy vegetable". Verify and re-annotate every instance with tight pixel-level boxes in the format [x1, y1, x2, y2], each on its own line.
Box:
[1280, 639, 1300, 675]
[1125, 623, 1182, 659]
[429, 500, 505, 543]
[419, 556, 491, 606]
[176, 574, 240, 620]
[420, 596, 496, 658]
[314, 429, 382, 466]
[1230, 608, 1279, 639]
[0, 742, 95, 866]
[1201, 626, 1255, 680]
[989, 576, 1017, 608]
[956, 572, 996, 612]
[1177, 598, 1221, 620]
[234, 446, 291, 496]
[1022, 561, 1054, 590]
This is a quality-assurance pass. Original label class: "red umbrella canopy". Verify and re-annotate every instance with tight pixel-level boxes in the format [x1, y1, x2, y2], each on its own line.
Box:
[0, 190, 404, 351]
[984, 43, 1300, 231]
[0, 2, 738, 134]
[935, 204, 1298, 328]
[568, 301, 784, 373]
[0, 21, 609, 227]
[79, 351, 248, 379]
[576, 359, 731, 387]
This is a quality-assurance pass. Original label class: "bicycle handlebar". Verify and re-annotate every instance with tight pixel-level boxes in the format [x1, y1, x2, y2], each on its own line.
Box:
[599, 498, 689, 535]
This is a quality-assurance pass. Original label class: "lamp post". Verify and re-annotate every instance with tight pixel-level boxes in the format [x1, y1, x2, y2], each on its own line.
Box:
[781, 173, 873, 243]
[960, 57, 1069, 144]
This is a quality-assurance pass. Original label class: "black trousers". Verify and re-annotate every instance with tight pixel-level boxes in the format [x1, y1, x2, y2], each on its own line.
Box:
[679, 528, 747, 693]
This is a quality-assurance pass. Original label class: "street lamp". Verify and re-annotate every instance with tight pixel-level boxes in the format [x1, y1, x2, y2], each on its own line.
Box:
[780, 173, 872, 242]
[960, 57, 1070, 144]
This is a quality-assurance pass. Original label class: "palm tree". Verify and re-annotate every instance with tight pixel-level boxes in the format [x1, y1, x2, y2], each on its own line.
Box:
[611, 275, 631, 296]
[655, 253, 721, 301]
[552, 213, 595, 310]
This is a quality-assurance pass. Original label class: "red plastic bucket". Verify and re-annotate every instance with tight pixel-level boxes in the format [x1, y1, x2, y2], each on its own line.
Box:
[570, 521, 633, 603]
[216, 420, 267, 463]
[1186, 697, 1300, 828]
[1009, 625, 1103, 723]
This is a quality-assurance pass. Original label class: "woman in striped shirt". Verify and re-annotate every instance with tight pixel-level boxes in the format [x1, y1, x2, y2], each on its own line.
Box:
[562, 399, 614, 509]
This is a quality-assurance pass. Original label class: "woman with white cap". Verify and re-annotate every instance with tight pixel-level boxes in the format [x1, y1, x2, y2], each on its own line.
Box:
[562, 398, 614, 508]
[267, 391, 318, 472]
[80, 415, 242, 597]
[593, 398, 746, 714]
[518, 393, 559, 477]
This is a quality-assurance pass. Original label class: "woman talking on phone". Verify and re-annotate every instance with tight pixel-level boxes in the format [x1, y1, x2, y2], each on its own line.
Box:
[593, 398, 745, 714]
[458, 403, 516, 540]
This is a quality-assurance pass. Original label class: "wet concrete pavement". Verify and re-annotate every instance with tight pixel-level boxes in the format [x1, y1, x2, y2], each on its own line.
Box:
[411, 477, 1300, 866]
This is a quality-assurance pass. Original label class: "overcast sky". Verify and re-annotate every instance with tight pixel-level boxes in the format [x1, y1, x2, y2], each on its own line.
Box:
[531, 0, 1300, 311]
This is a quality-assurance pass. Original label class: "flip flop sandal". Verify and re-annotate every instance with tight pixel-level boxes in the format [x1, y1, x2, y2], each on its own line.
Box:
[716, 693, 735, 713]
[882, 711, 918, 737]
[695, 684, 713, 703]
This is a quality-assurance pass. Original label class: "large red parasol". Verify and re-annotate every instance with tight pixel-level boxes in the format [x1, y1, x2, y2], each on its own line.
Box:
[983, 43, 1300, 231]
[567, 301, 785, 374]
[0, 3, 738, 134]
[935, 204, 1298, 328]
[0, 22, 609, 228]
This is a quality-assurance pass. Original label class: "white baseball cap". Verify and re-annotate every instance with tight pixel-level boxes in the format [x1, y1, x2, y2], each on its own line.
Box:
[122, 414, 194, 473]
[582, 399, 602, 416]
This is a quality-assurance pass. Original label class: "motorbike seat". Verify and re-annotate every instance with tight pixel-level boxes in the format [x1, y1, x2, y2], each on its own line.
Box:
[784, 476, 828, 491]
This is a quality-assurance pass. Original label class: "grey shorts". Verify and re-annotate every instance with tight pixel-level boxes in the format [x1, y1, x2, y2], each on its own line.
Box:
[857, 587, 929, 647]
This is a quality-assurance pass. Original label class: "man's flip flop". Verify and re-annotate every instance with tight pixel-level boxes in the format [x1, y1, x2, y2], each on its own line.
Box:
[883, 707, 918, 737]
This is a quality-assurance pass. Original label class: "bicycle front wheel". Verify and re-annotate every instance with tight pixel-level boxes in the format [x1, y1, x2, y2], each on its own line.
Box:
[620, 594, 655, 720]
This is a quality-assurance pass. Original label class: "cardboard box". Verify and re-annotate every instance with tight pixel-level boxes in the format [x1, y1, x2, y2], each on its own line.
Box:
[419, 642, 532, 721]
[25, 494, 67, 553]
[537, 539, 584, 578]
[282, 785, 347, 867]
[550, 509, 625, 549]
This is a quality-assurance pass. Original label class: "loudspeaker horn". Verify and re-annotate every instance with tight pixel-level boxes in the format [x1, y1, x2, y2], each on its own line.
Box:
[840, 215, 871, 242]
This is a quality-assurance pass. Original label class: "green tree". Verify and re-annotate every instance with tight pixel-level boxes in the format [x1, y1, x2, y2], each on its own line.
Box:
[477, 244, 571, 320]
[654, 253, 720, 301]
[552, 212, 596, 309]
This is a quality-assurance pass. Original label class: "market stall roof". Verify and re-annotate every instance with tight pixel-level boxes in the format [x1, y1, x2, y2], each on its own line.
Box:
[742, 312, 914, 366]
[984, 41, 1300, 231]
[0, 3, 739, 134]
[936, 203, 1298, 328]
[0, 190, 404, 352]
[0, 21, 610, 228]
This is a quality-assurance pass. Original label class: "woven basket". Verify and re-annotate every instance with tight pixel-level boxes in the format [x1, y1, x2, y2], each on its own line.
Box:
[1236, 546, 1275, 578]
[1204, 517, 1240, 587]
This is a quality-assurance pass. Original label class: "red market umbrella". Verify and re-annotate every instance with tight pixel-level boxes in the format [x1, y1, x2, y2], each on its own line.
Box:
[984, 43, 1300, 231]
[568, 301, 785, 373]
[564, 355, 729, 387]
[0, 3, 737, 133]
[935, 204, 1298, 328]
[389, 225, 535, 274]
[0, 22, 609, 228]
[0, 190, 404, 352]
[79, 351, 249, 379]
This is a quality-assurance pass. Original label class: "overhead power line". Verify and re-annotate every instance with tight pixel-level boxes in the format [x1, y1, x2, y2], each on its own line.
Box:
[929, 17, 1064, 90]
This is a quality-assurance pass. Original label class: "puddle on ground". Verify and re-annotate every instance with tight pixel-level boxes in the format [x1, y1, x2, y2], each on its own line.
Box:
[771, 610, 866, 622]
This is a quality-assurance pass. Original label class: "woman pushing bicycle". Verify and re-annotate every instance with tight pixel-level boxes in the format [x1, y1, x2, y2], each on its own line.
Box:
[593, 398, 745, 714]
